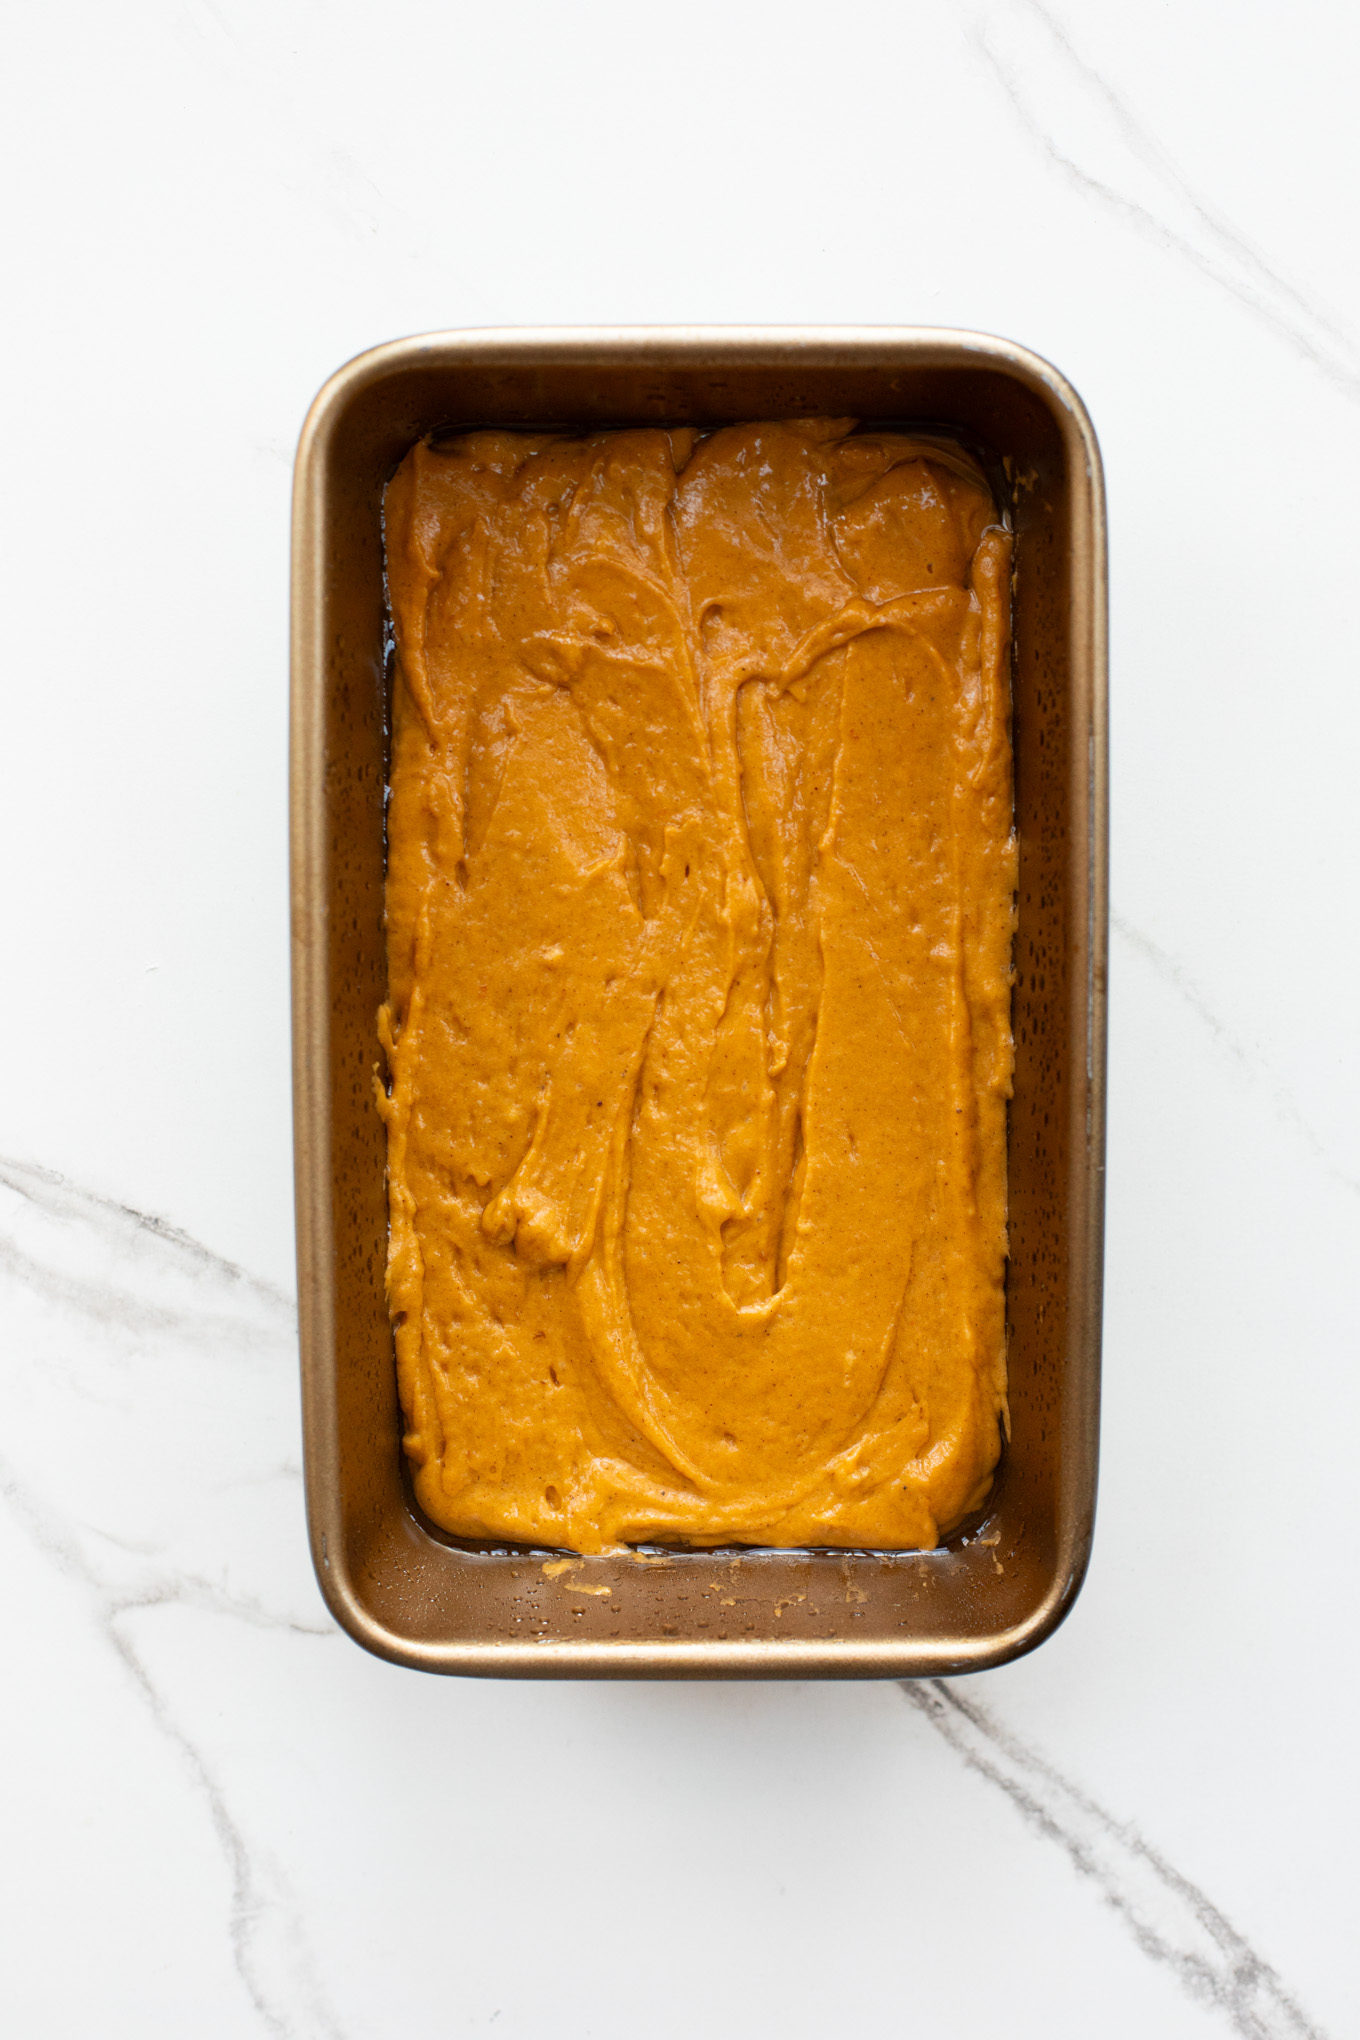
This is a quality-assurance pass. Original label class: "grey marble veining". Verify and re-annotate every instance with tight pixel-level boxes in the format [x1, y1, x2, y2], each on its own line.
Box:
[903, 1683, 1324, 2040]
[1110, 921, 1360, 1205]
[0, 1161, 1332, 2040]
[0, 1159, 344, 2034]
[5, 2, 1358, 2032]
[978, 0, 1360, 398]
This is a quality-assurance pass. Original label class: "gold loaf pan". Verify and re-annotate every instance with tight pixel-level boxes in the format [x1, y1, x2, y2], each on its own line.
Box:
[290, 327, 1107, 1678]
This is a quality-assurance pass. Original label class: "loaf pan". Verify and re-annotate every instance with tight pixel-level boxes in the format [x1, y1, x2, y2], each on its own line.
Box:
[290, 326, 1107, 1677]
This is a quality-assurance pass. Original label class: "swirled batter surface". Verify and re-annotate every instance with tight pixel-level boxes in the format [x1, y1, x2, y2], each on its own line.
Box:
[380, 420, 1015, 1553]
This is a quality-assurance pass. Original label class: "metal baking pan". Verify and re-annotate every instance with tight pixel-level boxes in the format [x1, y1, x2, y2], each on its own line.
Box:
[290, 327, 1107, 1678]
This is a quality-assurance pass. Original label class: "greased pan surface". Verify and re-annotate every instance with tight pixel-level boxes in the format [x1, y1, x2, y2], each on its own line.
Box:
[290, 328, 1107, 1677]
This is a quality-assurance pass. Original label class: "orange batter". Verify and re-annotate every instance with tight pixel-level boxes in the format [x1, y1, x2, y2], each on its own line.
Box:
[379, 420, 1015, 1553]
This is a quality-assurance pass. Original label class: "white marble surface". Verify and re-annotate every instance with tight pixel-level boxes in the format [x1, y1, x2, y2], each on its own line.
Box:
[3, 3, 1358, 2034]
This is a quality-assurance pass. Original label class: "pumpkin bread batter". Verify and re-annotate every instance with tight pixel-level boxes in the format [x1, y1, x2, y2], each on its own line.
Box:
[379, 420, 1015, 1553]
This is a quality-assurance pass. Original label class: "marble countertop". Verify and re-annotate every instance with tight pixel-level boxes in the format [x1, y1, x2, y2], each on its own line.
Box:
[3, 3, 1357, 2035]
